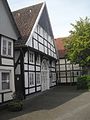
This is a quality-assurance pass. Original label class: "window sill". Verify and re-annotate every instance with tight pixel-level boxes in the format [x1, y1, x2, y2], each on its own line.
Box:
[1, 55, 13, 58]
[0, 89, 12, 94]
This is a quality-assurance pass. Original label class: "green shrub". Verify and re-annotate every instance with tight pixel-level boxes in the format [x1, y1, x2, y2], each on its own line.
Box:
[8, 91, 24, 112]
[77, 75, 90, 90]
[8, 100, 23, 112]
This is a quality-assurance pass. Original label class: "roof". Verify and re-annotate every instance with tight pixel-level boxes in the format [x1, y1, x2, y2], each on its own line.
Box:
[12, 2, 43, 45]
[55, 38, 66, 58]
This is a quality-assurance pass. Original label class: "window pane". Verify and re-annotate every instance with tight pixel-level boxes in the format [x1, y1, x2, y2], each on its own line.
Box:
[3, 40, 7, 55]
[29, 73, 35, 86]
[36, 55, 40, 64]
[36, 73, 40, 84]
[29, 52, 34, 63]
[8, 41, 12, 56]
[2, 72, 10, 90]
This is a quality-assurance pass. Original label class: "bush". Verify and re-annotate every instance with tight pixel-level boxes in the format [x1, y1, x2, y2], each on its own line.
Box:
[8, 100, 23, 112]
[8, 91, 24, 112]
[77, 75, 90, 90]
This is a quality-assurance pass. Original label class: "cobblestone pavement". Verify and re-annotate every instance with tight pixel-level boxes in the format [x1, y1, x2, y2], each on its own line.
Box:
[0, 86, 90, 120]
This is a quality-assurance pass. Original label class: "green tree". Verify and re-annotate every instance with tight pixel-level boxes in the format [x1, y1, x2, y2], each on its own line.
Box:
[65, 17, 90, 73]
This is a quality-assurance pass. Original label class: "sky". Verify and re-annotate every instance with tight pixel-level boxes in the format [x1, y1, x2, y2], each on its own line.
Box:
[7, 0, 90, 38]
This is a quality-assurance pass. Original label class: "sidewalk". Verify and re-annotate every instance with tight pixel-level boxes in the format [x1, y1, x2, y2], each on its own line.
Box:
[0, 86, 90, 120]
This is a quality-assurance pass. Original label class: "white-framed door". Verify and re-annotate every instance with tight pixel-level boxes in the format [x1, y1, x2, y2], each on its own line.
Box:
[41, 59, 49, 91]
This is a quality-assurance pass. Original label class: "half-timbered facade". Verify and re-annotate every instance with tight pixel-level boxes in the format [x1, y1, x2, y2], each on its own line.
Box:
[0, 0, 20, 104]
[55, 38, 82, 84]
[13, 2, 57, 97]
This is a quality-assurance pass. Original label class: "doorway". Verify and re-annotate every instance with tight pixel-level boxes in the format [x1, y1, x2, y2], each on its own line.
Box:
[41, 59, 49, 91]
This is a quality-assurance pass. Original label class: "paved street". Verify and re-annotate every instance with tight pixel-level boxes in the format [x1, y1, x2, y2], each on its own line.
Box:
[0, 86, 90, 120]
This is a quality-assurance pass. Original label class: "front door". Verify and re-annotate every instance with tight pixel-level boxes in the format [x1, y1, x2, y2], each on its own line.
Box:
[41, 59, 49, 91]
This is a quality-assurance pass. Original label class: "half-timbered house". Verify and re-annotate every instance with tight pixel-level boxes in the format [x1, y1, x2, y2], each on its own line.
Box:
[55, 38, 82, 85]
[0, 0, 20, 104]
[13, 2, 57, 97]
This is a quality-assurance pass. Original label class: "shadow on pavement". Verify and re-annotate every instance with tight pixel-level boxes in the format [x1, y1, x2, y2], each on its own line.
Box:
[0, 85, 87, 120]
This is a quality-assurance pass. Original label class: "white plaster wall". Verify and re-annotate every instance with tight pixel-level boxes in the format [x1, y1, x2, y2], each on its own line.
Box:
[24, 72, 28, 87]
[29, 88, 35, 94]
[4, 92, 12, 102]
[37, 86, 41, 91]
[24, 52, 28, 63]
[15, 64, 20, 74]
[73, 64, 80, 70]
[36, 66, 40, 71]
[34, 40, 38, 49]
[60, 59, 65, 64]
[15, 51, 20, 63]
[61, 78, 66, 83]
[25, 89, 28, 95]
[60, 65, 65, 70]
[0, 0, 18, 40]
[29, 65, 34, 71]
[67, 64, 72, 70]
[2, 58, 13, 66]
[24, 64, 28, 70]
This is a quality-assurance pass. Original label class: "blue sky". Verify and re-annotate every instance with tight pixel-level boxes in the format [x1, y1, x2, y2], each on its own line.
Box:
[7, 0, 90, 38]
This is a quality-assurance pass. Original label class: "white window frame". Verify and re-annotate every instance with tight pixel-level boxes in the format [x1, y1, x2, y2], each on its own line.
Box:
[0, 70, 11, 91]
[29, 52, 34, 63]
[29, 72, 35, 86]
[36, 55, 40, 64]
[1, 36, 13, 57]
[36, 73, 41, 85]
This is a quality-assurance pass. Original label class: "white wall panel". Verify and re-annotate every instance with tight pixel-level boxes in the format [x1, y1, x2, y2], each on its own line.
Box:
[15, 64, 20, 74]
[29, 88, 35, 94]
[25, 89, 28, 95]
[34, 40, 38, 49]
[15, 51, 20, 63]
[24, 52, 28, 63]
[4, 92, 12, 102]
[29, 65, 34, 71]
[61, 78, 66, 83]
[36, 66, 40, 71]
[45, 47, 47, 54]
[25, 72, 28, 87]
[24, 64, 28, 70]
[37, 86, 41, 91]
[2, 58, 13, 65]
[39, 43, 44, 52]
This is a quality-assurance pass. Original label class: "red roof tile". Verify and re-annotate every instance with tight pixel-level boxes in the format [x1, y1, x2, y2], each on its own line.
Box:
[55, 38, 66, 58]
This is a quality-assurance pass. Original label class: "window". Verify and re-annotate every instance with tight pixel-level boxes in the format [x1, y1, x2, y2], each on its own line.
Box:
[2, 72, 10, 90]
[36, 55, 40, 64]
[29, 52, 34, 63]
[29, 73, 35, 86]
[0, 71, 10, 91]
[1, 37, 13, 57]
[3, 39, 7, 55]
[36, 73, 40, 84]
[8, 41, 12, 56]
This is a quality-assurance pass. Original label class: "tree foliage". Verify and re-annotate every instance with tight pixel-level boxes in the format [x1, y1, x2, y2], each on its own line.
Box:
[65, 17, 90, 67]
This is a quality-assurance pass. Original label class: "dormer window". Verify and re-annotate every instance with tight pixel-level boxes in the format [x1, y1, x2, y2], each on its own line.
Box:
[1, 36, 13, 57]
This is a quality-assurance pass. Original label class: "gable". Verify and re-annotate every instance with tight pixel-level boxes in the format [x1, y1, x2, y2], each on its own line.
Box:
[0, 0, 19, 40]
[26, 3, 57, 59]
[38, 5, 53, 38]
